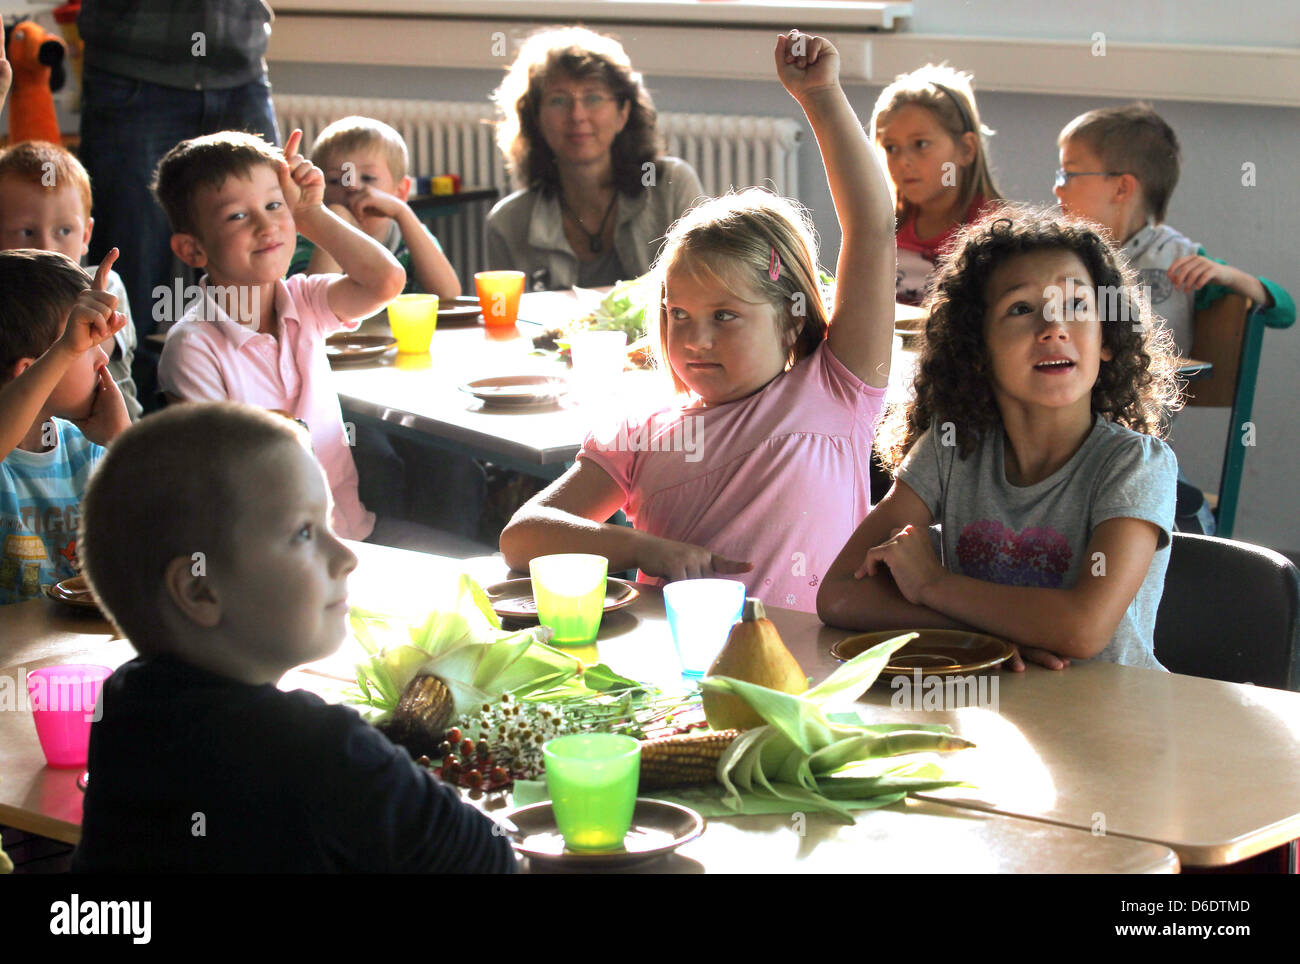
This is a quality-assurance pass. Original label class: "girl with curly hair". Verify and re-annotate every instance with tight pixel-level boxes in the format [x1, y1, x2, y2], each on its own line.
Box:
[502, 32, 896, 614]
[871, 64, 1003, 306]
[818, 205, 1182, 669]
[486, 26, 704, 291]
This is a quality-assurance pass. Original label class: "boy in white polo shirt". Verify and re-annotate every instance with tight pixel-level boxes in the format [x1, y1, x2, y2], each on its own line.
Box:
[155, 130, 406, 541]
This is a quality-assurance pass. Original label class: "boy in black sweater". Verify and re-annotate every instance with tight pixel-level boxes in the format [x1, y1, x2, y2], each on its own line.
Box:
[72, 402, 515, 872]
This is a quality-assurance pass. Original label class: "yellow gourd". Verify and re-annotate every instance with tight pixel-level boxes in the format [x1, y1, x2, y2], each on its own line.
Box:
[703, 598, 808, 730]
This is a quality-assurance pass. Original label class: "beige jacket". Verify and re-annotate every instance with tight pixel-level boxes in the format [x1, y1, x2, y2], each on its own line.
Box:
[485, 156, 705, 290]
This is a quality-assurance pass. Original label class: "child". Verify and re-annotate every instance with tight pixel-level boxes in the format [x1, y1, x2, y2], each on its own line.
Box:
[1055, 103, 1294, 357]
[817, 206, 1181, 670]
[0, 141, 143, 419]
[870, 64, 1003, 306]
[72, 402, 516, 872]
[501, 31, 895, 614]
[288, 116, 462, 299]
[154, 129, 406, 542]
[0, 251, 129, 605]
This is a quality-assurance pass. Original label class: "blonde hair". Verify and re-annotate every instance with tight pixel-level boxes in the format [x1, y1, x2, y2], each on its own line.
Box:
[652, 189, 828, 396]
[0, 140, 93, 216]
[310, 115, 410, 181]
[870, 64, 1002, 223]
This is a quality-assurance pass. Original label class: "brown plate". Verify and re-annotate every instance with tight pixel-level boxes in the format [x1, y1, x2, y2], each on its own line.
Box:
[484, 577, 639, 620]
[44, 575, 101, 612]
[438, 295, 485, 324]
[459, 374, 568, 407]
[830, 629, 1015, 677]
[326, 334, 397, 365]
[504, 798, 704, 869]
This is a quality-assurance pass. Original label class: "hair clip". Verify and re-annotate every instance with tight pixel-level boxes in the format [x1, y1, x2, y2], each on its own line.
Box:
[768, 246, 782, 282]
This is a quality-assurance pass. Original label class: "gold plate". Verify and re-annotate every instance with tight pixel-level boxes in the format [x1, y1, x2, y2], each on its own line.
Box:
[459, 375, 568, 407]
[830, 629, 1015, 677]
[484, 577, 639, 620]
[438, 296, 485, 324]
[325, 334, 397, 365]
[505, 798, 704, 869]
[44, 575, 102, 612]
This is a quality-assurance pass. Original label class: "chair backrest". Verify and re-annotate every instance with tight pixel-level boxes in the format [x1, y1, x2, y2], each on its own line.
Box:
[1186, 293, 1251, 408]
[1154, 532, 1300, 691]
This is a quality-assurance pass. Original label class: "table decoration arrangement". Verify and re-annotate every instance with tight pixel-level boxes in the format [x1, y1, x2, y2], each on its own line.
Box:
[343, 570, 974, 823]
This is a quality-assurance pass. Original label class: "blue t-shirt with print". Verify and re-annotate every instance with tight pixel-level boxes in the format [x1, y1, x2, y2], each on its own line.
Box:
[0, 419, 104, 604]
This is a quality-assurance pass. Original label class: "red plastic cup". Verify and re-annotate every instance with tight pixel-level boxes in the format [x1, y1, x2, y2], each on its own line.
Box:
[27, 664, 113, 768]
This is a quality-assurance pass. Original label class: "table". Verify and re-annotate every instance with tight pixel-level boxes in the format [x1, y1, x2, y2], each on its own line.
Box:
[0, 542, 1189, 872]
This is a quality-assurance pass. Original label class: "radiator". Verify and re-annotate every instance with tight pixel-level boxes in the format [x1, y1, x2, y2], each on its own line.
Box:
[272, 94, 803, 283]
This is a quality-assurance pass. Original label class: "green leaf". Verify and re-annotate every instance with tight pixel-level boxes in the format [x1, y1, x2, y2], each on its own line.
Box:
[804, 633, 917, 710]
[580, 663, 642, 692]
[701, 676, 836, 755]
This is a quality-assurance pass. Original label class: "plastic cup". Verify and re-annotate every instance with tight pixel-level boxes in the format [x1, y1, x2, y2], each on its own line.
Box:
[26, 664, 113, 768]
[474, 271, 525, 327]
[568, 329, 628, 396]
[529, 553, 608, 647]
[387, 293, 440, 353]
[544, 733, 641, 853]
[663, 579, 746, 677]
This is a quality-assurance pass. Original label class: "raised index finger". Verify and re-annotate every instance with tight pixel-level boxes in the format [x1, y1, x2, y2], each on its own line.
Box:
[93, 248, 119, 291]
[284, 129, 303, 160]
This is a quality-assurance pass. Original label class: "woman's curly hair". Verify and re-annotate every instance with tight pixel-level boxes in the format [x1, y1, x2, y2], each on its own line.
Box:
[491, 26, 664, 197]
[876, 204, 1183, 472]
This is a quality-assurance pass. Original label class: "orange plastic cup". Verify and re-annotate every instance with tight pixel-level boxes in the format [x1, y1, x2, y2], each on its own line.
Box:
[475, 271, 526, 327]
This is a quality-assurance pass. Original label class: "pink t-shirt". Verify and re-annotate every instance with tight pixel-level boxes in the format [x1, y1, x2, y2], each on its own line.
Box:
[157, 274, 375, 541]
[579, 343, 886, 613]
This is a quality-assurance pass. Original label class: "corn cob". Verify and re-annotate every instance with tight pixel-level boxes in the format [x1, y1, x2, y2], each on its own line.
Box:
[638, 729, 741, 790]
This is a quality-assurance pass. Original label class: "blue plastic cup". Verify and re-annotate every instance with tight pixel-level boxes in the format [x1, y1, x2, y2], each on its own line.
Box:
[663, 578, 746, 677]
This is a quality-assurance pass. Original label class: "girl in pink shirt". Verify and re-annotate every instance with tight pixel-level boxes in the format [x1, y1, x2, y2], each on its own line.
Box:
[871, 64, 1003, 306]
[501, 31, 896, 613]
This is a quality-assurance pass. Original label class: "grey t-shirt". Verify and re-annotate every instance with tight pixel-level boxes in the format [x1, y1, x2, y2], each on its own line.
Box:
[897, 415, 1177, 668]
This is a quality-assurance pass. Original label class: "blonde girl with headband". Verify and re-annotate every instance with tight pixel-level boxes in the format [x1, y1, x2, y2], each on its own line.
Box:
[871, 64, 1003, 305]
[502, 30, 896, 613]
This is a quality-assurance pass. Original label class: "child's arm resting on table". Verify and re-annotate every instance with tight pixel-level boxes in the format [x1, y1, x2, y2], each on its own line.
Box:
[775, 30, 895, 389]
[499, 459, 752, 581]
[817, 480, 1072, 671]
[277, 131, 406, 321]
[0, 255, 128, 458]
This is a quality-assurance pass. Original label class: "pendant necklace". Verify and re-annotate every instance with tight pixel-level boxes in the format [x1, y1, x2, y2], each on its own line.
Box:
[560, 191, 617, 253]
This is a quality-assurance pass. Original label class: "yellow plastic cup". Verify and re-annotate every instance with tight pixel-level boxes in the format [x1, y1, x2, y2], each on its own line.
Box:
[387, 294, 440, 353]
[529, 553, 608, 647]
[474, 271, 526, 327]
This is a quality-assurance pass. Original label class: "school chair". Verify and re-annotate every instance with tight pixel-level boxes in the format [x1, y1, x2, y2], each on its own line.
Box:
[1154, 532, 1300, 692]
[1154, 531, 1300, 874]
[1184, 293, 1291, 538]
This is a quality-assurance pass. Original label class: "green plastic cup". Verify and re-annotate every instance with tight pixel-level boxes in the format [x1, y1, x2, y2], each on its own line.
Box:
[544, 733, 641, 852]
[529, 553, 608, 647]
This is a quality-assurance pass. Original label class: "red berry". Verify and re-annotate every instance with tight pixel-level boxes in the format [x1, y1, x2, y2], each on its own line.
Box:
[476, 739, 490, 761]
[461, 739, 474, 758]
[447, 727, 462, 745]
[490, 766, 509, 784]
[438, 740, 452, 757]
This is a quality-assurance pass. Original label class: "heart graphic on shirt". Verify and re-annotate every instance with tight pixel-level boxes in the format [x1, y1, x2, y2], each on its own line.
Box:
[955, 520, 1071, 588]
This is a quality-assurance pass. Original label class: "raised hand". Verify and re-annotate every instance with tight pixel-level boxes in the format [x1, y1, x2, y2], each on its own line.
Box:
[0, 22, 12, 111]
[60, 250, 126, 357]
[774, 29, 840, 101]
[346, 185, 404, 223]
[278, 129, 326, 214]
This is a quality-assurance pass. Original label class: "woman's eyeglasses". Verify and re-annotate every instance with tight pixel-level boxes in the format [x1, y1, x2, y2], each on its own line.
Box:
[541, 92, 618, 113]
[1054, 168, 1126, 188]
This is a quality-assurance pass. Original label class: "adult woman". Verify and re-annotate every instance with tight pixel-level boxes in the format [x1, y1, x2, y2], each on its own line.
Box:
[487, 27, 705, 290]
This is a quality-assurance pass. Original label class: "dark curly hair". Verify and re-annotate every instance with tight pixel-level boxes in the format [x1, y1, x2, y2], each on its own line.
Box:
[491, 26, 664, 198]
[876, 204, 1182, 472]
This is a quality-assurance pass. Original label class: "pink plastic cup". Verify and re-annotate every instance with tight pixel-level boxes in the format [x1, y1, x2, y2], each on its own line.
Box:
[26, 664, 113, 768]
